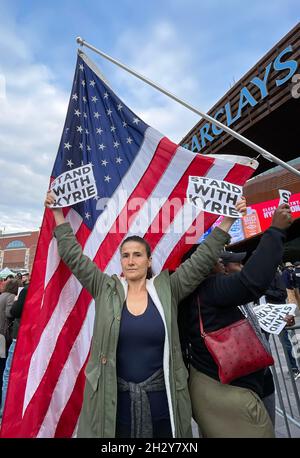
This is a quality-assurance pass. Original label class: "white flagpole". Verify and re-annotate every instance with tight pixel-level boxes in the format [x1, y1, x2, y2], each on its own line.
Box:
[76, 37, 300, 179]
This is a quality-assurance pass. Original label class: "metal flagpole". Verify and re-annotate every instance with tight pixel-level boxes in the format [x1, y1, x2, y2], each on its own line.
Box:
[76, 37, 300, 178]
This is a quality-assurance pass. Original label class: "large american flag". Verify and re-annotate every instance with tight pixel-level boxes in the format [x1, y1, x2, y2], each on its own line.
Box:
[0, 51, 257, 437]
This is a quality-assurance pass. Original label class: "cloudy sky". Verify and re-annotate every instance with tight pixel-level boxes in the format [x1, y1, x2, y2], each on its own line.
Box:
[0, 0, 298, 232]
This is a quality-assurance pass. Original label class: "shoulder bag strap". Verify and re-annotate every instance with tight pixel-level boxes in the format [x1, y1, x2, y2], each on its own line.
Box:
[196, 295, 206, 337]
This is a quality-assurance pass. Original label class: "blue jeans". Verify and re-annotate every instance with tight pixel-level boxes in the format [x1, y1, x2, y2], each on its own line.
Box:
[280, 329, 298, 371]
[0, 339, 16, 417]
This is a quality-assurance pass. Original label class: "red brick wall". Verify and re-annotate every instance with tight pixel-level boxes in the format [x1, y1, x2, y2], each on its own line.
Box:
[0, 231, 39, 271]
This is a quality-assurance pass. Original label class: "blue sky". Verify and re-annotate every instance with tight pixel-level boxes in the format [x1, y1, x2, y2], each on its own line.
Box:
[0, 0, 299, 232]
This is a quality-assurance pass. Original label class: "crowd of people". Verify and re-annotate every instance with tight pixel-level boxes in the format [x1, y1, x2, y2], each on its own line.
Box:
[0, 192, 299, 438]
[0, 272, 29, 418]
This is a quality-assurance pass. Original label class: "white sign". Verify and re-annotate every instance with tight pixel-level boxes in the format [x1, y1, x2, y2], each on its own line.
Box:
[16, 286, 24, 300]
[50, 164, 97, 207]
[279, 189, 291, 205]
[253, 302, 297, 335]
[187, 176, 243, 218]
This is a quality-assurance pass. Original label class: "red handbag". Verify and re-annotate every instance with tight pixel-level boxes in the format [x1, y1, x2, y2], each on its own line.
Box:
[197, 298, 274, 384]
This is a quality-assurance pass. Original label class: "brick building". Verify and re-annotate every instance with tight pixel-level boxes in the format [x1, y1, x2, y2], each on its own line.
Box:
[0, 230, 39, 272]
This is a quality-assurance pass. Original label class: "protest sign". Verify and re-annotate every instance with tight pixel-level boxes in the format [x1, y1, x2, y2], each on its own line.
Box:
[279, 189, 291, 205]
[253, 303, 297, 335]
[49, 164, 97, 207]
[187, 176, 243, 217]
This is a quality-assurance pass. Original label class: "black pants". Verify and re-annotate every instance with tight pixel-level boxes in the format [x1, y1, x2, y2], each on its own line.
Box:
[116, 418, 172, 438]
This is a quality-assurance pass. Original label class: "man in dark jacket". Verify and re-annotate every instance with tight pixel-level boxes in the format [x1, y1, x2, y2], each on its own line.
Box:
[180, 204, 292, 437]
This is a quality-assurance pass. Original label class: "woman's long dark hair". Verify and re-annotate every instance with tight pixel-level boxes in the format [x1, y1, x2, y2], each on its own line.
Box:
[120, 236, 153, 279]
[4, 278, 19, 295]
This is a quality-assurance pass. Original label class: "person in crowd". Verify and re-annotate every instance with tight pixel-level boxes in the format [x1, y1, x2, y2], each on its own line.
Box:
[179, 204, 292, 438]
[221, 256, 297, 426]
[15, 273, 23, 285]
[294, 261, 300, 307]
[0, 279, 19, 406]
[44, 191, 246, 438]
[0, 279, 29, 418]
[264, 269, 299, 378]
[282, 262, 297, 304]
[21, 273, 30, 287]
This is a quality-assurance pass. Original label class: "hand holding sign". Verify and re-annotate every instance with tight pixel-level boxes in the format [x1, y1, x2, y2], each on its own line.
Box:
[253, 303, 297, 334]
[45, 191, 66, 226]
[272, 204, 293, 229]
[49, 164, 98, 207]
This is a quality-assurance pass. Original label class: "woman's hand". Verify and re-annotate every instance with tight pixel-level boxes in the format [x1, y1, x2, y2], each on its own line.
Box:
[283, 314, 295, 327]
[45, 190, 65, 226]
[235, 196, 247, 217]
[45, 190, 56, 208]
[218, 196, 247, 233]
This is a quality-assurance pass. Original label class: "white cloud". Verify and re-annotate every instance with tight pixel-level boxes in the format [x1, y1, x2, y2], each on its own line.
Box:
[0, 25, 68, 232]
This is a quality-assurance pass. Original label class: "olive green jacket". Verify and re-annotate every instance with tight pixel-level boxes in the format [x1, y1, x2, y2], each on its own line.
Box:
[54, 223, 230, 438]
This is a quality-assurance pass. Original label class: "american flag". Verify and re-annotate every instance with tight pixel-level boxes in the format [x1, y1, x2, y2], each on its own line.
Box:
[0, 51, 257, 437]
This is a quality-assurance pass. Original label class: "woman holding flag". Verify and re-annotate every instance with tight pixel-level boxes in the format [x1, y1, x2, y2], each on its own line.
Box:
[45, 190, 246, 438]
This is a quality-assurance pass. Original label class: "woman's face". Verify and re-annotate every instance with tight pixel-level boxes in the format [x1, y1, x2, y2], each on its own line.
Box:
[120, 241, 151, 282]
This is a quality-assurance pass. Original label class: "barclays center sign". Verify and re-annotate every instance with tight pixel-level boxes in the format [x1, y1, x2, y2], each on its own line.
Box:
[183, 45, 298, 153]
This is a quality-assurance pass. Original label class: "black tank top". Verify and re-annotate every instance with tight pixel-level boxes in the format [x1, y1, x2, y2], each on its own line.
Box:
[116, 294, 170, 423]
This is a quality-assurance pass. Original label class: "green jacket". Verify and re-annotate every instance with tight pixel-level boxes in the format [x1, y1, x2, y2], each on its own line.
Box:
[54, 223, 230, 438]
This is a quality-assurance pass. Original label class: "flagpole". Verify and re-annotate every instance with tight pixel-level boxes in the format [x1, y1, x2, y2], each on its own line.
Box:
[76, 37, 300, 178]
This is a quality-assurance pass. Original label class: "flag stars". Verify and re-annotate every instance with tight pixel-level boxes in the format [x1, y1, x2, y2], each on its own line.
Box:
[79, 64, 84, 71]
[76, 126, 83, 133]
[93, 195, 100, 201]
[101, 159, 108, 166]
[79, 143, 83, 150]
[99, 144, 106, 151]
[72, 93, 78, 101]
[87, 145, 91, 151]
[117, 103, 123, 111]
[92, 96, 98, 103]
[110, 125, 116, 133]
[89, 80, 96, 87]
[116, 156, 123, 164]
[81, 80, 86, 87]
[122, 121, 128, 128]
[113, 141, 120, 148]
[74, 109, 81, 117]
[133, 117, 140, 125]
[126, 137, 133, 144]
[96, 127, 103, 135]
[85, 212, 91, 220]
[83, 112, 87, 118]
[85, 129, 89, 135]
[104, 175, 111, 182]
[104, 92, 109, 99]
[94, 112, 100, 119]
[64, 142, 72, 150]
[67, 159, 74, 167]
[107, 108, 112, 116]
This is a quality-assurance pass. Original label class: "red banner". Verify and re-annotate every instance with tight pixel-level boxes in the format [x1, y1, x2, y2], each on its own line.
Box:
[251, 192, 300, 232]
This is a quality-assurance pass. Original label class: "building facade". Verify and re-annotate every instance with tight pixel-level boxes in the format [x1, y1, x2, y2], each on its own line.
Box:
[180, 23, 300, 256]
[0, 230, 39, 272]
